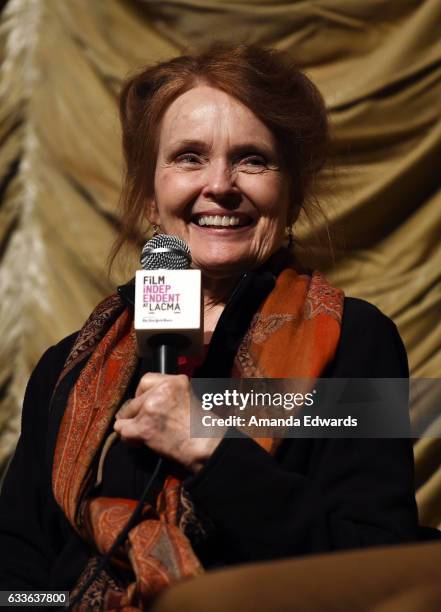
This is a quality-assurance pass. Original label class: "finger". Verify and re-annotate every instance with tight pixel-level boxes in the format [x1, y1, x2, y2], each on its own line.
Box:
[115, 397, 141, 420]
[135, 372, 189, 398]
[135, 372, 168, 398]
[113, 417, 145, 442]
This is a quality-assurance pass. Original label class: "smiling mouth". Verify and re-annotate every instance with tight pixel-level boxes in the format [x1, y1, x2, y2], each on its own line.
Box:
[191, 214, 253, 228]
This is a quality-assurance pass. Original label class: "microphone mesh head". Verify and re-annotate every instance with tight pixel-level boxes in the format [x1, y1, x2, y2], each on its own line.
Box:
[140, 234, 192, 270]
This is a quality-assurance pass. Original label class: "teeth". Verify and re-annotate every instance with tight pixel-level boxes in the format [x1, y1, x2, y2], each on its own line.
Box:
[197, 215, 242, 227]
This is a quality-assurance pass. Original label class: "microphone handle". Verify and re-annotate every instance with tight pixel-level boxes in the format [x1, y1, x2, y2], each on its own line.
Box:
[148, 332, 190, 374]
[153, 343, 178, 374]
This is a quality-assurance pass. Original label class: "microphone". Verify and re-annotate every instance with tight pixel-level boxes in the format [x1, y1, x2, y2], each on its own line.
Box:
[135, 234, 203, 374]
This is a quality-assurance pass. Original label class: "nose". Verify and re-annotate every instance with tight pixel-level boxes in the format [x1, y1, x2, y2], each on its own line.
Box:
[201, 159, 241, 206]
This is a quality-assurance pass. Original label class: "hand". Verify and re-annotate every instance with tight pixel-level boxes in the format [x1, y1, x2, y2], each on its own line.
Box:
[113, 373, 220, 472]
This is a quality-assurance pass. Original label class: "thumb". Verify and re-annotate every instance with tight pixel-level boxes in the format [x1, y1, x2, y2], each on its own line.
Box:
[115, 398, 139, 420]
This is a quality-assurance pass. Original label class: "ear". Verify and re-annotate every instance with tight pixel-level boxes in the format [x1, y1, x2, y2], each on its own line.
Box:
[145, 197, 160, 226]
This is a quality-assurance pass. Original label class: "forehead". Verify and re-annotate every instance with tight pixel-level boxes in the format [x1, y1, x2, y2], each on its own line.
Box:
[158, 85, 277, 148]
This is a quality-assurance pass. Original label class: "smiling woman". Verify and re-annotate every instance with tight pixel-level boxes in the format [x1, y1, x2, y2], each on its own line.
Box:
[149, 86, 289, 281]
[0, 44, 419, 610]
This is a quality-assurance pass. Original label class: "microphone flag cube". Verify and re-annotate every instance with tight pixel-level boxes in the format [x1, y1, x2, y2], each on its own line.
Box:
[134, 269, 203, 357]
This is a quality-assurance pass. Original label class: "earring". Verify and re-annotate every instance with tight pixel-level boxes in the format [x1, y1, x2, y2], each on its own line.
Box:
[152, 223, 161, 237]
[285, 225, 294, 249]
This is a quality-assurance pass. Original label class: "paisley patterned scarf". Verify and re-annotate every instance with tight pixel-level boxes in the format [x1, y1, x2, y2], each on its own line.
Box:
[52, 266, 344, 610]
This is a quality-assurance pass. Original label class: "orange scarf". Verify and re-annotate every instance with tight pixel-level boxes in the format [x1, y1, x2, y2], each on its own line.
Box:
[52, 266, 343, 610]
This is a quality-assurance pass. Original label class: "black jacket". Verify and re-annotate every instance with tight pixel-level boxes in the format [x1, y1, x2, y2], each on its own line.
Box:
[0, 270, 419, 590]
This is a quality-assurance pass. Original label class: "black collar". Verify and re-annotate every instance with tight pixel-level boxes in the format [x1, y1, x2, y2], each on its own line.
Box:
[117, 279, 135, 306]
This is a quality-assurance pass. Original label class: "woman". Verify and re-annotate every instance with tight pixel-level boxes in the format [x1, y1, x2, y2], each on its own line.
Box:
[0, 44, 418, 609]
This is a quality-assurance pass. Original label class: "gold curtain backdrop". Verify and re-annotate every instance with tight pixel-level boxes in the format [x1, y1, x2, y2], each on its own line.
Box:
[0, 0, 440, 526]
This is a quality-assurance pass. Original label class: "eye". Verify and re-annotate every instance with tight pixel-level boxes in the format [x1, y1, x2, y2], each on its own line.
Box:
[238, 154, 268, 172]
[243, 155, 266, 165]
[175, 152, 203, 165]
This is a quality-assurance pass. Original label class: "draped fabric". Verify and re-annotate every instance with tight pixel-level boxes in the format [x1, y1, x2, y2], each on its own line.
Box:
[0, 0, 440, 526]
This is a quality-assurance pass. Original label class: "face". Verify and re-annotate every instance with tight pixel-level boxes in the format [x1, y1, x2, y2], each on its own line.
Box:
[147, 85, 291, 279]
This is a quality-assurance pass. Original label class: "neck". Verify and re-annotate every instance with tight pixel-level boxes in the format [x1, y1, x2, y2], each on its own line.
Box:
[202, 274, 241, 309]
[202, 274, 241, 336]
